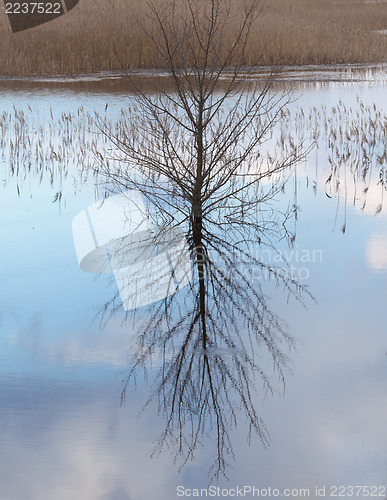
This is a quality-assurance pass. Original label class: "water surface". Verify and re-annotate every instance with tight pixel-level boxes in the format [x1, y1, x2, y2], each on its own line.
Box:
[0, 70, 386, 499]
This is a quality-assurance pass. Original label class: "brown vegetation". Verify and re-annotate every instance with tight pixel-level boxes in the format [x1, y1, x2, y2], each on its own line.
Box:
[1, 0, 387, 76]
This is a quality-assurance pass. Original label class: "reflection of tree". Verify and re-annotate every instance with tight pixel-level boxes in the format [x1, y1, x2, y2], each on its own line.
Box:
[113, 203, 308, 478]
[91, 0, 309, 478]
[118, 227, 306, 478]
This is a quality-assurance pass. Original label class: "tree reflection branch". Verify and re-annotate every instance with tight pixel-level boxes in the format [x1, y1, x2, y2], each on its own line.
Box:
[110, 209, 309, 478]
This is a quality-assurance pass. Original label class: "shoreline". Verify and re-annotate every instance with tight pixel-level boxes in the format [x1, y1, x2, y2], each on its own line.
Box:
[0, 63, 386, 85]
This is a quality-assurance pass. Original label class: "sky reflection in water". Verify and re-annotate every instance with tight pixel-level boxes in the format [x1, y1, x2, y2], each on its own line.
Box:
[0, 74, 387, 499]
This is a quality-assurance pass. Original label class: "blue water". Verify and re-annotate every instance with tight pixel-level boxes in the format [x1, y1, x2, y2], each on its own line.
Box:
[0, 74, 386, 499]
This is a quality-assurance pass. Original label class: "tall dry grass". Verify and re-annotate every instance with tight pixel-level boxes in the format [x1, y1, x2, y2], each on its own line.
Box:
[1, 0, 387, 76]
[2, 98, 386, 217]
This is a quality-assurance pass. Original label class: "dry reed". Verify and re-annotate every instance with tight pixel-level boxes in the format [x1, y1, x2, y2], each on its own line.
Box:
[2, 97, 386, 219]
[1, 0, 387, 76]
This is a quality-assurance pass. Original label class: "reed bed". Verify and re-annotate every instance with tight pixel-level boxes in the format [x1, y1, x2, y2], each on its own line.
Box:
[2, 98, 386, 221]
[0, 106, 101, 202]
[1, 0, 387, 76]
[277, 99, 387, 225]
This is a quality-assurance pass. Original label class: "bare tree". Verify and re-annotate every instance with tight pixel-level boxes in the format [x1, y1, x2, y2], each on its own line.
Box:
[91, 0, 309, 479]
[94, 0, 303, 233]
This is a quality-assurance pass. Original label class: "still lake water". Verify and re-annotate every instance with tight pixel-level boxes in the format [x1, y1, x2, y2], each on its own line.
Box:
[1, 68, 387, 499]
